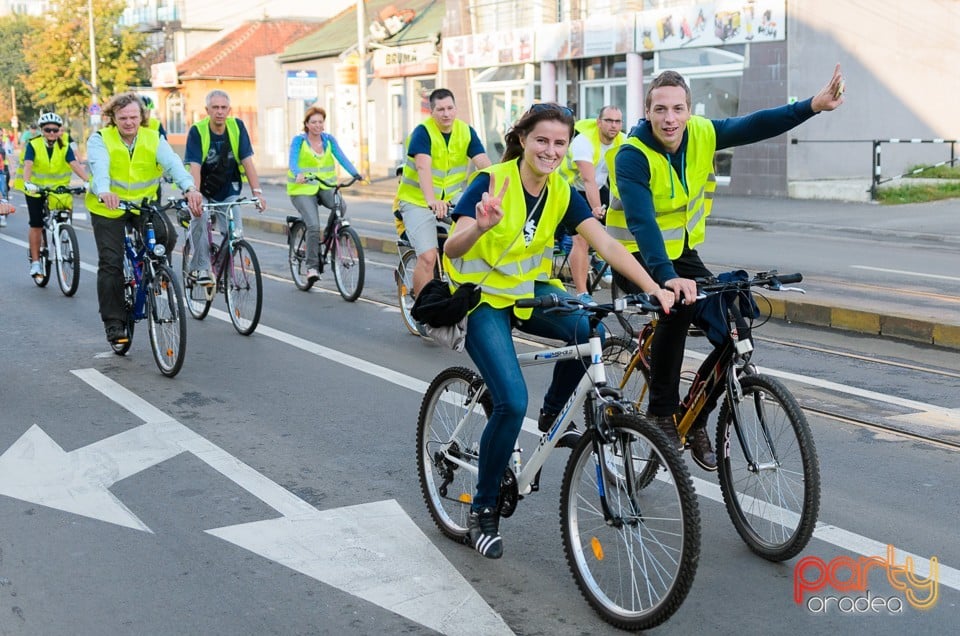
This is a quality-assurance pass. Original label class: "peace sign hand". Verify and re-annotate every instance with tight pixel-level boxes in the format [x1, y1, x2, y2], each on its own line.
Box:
[475, 174, 509, 232]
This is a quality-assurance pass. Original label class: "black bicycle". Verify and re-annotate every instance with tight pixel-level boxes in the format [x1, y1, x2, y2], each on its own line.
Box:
[286, 175, 364, 301]
[111, 198, 189, 378]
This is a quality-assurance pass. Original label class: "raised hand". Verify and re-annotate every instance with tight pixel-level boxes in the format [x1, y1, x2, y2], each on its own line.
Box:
[475, 174, 509, 232]
[812, 63, 845, 113]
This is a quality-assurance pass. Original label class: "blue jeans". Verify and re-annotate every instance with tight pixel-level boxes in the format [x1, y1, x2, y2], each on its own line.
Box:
[465, 281, 603, 510]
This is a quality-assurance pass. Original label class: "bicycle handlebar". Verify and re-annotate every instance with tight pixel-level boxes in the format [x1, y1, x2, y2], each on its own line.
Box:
[201, 196, 264, 212]
[33, 185, 86, 195]
[117, 197, 190, 214]
[305, 174, 362, 190]
[698, 271, 803, 293]
[516, 292, 663, 315]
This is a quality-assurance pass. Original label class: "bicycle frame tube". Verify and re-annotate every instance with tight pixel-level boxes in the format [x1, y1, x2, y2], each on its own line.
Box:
[123, 236, 150, 320]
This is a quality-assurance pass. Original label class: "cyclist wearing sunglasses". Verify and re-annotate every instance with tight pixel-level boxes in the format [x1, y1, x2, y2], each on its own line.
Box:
[19, 112, 88, 279]
[608, 65, 846, 470]
[442, 103, 675, 559]
[396, 88, 491, 301]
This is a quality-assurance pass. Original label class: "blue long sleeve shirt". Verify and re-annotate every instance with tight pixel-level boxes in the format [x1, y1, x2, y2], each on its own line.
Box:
[287, 132, 360, 177]
[614, 98, 818, 284]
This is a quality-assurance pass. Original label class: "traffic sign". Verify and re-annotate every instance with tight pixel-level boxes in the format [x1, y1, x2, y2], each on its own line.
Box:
[88, 103, 102, 115]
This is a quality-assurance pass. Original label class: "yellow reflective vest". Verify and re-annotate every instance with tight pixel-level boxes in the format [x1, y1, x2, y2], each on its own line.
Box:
[607, 116, 717, 257]
[558, 118, 625, 189]
[85, 127, 163, 219]
[17, 136, 75, 209]
[193, 117, 247, 181]
[287, 135, 337, 196]
[397, 118, 471, 206]
[444, 160, 569, 320]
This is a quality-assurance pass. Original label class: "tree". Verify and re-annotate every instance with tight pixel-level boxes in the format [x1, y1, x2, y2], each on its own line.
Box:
[0, 14, 45, 133]
[22, 0, 150, 121]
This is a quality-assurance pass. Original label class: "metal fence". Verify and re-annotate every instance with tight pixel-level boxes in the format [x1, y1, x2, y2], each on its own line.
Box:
[790, 138, 958, 200]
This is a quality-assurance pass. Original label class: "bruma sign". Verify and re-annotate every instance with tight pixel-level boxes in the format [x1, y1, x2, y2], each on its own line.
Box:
[794, 544, 939, 614]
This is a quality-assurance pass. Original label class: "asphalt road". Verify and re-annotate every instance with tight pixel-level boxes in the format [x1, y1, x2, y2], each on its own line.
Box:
[0, 198, 958, 635]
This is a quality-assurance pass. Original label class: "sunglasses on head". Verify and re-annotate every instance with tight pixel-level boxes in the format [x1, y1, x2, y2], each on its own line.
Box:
[42, 127, 60, 133]
[530, 103, 574, 117]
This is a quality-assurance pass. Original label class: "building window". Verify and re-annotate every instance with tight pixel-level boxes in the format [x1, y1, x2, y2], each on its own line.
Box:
[165, 92, 185, 135]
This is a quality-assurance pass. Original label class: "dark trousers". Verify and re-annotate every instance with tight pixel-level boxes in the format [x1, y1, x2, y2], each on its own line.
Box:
[91, 210, 177, 327]
[614, 247, 722, 421]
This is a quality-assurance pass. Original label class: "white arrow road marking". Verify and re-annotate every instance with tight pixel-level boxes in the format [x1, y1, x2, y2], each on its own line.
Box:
[49, 368, 510, 636]
[208, 501, 512, 636]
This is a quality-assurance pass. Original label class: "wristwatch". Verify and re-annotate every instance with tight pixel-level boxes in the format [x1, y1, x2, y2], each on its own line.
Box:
[184, 186, 197, 193]
[253, 188, 263, 194]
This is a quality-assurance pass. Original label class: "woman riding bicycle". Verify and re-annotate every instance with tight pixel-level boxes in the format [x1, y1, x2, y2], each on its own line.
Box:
[287, 105, 362, 284]
[19, 113, 88, 279]
[441, 103, 674, 559]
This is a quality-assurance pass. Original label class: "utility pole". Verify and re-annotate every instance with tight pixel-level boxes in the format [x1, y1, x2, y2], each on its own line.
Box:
[88, 0, 100, 128]
[356, 0, 369, 178]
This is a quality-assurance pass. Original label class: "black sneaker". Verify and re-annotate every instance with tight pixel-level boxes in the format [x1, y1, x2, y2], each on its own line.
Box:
[105, 324, 128, 345]
[688, 426, 718, 471]
[467, 507, 502, 559]
[649, 414, 683, 451]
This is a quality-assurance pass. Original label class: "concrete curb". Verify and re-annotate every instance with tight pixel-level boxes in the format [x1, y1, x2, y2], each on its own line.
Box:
[246, 214, 960, 351]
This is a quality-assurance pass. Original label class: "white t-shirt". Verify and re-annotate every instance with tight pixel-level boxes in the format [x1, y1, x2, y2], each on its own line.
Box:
[570, 134, 614, 189]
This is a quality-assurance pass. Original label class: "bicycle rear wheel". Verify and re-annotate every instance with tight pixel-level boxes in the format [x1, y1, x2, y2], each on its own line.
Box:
[417, 367, 492, 542]
[396, 247, 419, 335]
[288, 221, 313, 291]
[332, 226, 364, 301]
[225, 240, 262, 335]
[55, 223, 80, 296]
[33, 231, 51, 287]
[560, 414, 700, 630]
[146, 263, 187, 377]
[181, 239, 212, 320]
[716, 373, 820, 561]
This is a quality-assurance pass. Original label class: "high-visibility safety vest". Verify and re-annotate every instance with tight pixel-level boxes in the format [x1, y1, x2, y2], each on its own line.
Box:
[17, 136, 75, 209]
[606, 116, 717, 257]
[193, 117, 247, 182]
[557, 118, 625, 189]
[397, 118, 471, 206]
[444, 160, 569, 320]
[286, 135, 337, 196]
[85, 127, 163, 219]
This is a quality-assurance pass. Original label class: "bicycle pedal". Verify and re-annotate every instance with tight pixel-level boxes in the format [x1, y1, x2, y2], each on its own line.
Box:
[204, 286, 215, 301]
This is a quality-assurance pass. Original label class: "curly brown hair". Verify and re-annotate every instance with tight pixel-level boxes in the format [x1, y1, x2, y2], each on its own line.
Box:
[102, 92, 147, 128]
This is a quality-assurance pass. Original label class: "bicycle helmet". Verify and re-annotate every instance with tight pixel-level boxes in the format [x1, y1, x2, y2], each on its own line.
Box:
[37, 112, 63, 127]
[140, 95, 154, 110]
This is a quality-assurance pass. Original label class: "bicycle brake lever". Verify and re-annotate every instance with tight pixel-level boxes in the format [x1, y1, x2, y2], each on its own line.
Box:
[778, 286, 806, 294]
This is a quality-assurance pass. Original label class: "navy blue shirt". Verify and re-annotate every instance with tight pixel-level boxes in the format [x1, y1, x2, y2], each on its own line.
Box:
[184, 119, 254, 201]
[453, 162, 592, 246]
[615, 98, 818, 284]
[407, 122, 486, 159]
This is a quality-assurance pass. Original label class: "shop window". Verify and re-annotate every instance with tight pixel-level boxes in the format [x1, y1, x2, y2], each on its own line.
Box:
[165, 92, 185, 134]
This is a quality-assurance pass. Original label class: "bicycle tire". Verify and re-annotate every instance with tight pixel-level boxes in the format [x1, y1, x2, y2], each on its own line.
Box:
[560, 413, 700, 630]
[55, 223, 80, 296]
[288, 221, 313, 291]
[146, 262, 187, 377]
[716, 373, 820, 561]
[111, 317, 134, 356]
[33, 230, 51, 287]
[417, 367, 492, 542]
[225, 239, 262, 335]
[112, 258, 136, 356]
[332, 226, 364, 302]
[181, 239, 212, 320]
[396, 247, 419, 336]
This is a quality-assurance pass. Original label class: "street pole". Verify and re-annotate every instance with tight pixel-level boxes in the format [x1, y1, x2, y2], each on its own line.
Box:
[356, 0, 369, 178]
[88, 0, 100, 130]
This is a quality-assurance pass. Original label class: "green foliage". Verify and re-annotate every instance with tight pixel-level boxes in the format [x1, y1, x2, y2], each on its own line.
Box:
[903, 163, 960, 179]
[22, 0, 151, 121]
[0, 14, 45, 128]
[876, 181, 960, 205]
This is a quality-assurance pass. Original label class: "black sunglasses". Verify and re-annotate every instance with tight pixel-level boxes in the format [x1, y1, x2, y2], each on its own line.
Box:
[530, 103, 574, 117]
[42, 127, 61, 133]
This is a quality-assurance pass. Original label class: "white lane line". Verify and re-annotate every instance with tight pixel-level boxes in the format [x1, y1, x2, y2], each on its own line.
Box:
[851, 265, 960, 282]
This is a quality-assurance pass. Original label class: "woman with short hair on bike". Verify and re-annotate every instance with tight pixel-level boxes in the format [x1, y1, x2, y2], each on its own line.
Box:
[287, 105, 362, 283]
[20, 113, 88, 279]
[442, 103, 675, 559]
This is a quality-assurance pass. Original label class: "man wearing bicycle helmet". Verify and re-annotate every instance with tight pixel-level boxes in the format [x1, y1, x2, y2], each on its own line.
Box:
[608, 65, 846, 471]
[19, 112, 88, 279]
[184, 89, 266, 287]
[86, 92, 203, 344]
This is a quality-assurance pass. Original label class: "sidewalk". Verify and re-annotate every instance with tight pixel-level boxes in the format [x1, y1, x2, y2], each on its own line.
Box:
[254, 169, 960, 350]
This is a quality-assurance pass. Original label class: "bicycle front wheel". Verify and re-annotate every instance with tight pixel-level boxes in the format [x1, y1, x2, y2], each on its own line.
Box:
[417, 367, 491, 542]
[287, 221, 313, 291]
[560, 414, 700, 631]
[225, 240, 263, 335]
[146, 263, 187, 377]
[332, 226, 364, 301]
[716, 373, 820, 561]
[55, 223, 80, 296]
[396, 248, 419, 335]
[181, 238, 212, 320]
